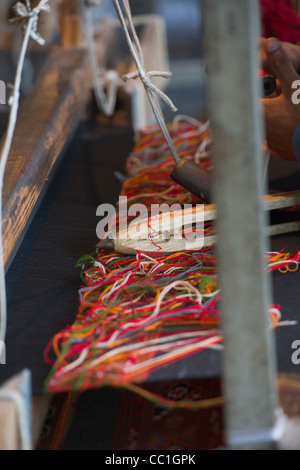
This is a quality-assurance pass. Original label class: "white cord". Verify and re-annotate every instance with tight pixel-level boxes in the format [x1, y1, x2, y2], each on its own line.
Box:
[111, 0, 180, 164]
[0, 0, 50, 356]
[84, 0, 120, 117]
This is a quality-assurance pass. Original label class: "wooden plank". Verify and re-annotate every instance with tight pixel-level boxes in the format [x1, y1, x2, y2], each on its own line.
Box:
[1, 45, 93, 269]
[106, 190, 300, 255]
[264, 190, 300, 210]
[0, 400, 20, 450]
[0, 369, 31, 450]
[57, 0, 83, 48]
[0, 395, 51, 450]
[204, 189, 300, 223]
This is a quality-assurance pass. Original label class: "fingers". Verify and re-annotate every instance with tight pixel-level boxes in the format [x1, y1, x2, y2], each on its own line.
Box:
[264, 37, 299, 96]
[258, 37, 275, 75]
[260, 96, 297, 160]
[257, 37, 267, 51]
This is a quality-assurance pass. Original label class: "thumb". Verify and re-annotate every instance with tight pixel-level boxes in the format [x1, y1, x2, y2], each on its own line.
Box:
[264, 37, 299, 96]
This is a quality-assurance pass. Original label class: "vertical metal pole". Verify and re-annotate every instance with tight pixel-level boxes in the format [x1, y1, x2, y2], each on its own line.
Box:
[201, 0, 281, 449]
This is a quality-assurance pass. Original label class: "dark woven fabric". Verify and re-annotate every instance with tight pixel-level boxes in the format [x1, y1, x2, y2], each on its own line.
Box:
[2, 116, 300, 394]
[1, 120, 134, 393]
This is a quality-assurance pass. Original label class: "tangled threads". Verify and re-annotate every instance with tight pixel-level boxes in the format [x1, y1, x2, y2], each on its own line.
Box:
[44, 118, 297, 406]
[44, 245, 296, 395]
[45, 248, 221, 392]
[122, 118, 212, 207]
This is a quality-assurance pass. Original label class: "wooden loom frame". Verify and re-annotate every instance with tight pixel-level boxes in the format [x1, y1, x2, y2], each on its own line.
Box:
[1, 0, 300, 450]
[203, 190, 300, 248]
[0, 0, 171, 449]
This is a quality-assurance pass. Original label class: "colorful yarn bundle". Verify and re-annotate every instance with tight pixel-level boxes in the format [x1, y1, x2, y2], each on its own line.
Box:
[44, 117, 297, 407]
[45, 248, 221, 392]
[266, 249, 300, 273]
[122, 117, 212, 206]
[44, 245, 293, 396]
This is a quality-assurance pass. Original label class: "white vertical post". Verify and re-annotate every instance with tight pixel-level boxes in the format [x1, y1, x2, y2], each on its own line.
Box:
[201, 0, 281, 449]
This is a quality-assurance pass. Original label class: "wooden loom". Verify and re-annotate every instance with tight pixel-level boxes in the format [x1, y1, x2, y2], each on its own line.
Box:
[0, 0, 172, 449]
[1, 0, 300, 450]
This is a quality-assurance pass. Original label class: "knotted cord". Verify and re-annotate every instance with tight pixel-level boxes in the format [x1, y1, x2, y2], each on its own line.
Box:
[111, 0, 181, 164]
[84, 0, 120, 117]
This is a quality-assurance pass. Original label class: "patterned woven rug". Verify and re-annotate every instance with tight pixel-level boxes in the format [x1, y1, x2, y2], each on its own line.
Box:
[37, 378, 224, 450]
[112, 378, 224, 450]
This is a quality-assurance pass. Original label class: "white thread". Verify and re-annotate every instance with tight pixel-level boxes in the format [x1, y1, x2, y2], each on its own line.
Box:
[57, 348, 88, 376]
[91, 331, 222, 369]
[101, 268, 137, 301]
[111, 0, 180, 164]
[122, 335, 222, 374]
[268, 260, 299, 269]
[94, 280, 204, 350]
[84, 0, 120, 116]
[54, 329, 221, 376]
[173, 114, 208, 129]
[94, 261, 107, 274]
[277, 320, 298, 326]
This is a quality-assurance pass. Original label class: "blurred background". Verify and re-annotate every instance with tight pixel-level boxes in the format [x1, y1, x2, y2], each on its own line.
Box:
[0, 0, 207, 135]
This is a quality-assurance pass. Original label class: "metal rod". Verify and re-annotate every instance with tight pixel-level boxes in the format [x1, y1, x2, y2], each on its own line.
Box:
[201, 0, 281, 450]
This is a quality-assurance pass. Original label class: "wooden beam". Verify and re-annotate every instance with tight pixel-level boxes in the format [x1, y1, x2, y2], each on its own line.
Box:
[0, 369, 31, 450]
[0, 401, 20, 450]
[1, 45, 92, 269]
[57, 0, 83, 48]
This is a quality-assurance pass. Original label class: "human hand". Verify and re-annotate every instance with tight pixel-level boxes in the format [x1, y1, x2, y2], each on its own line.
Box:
[259, 37, 300, 76]
[261, 38, 300, 161]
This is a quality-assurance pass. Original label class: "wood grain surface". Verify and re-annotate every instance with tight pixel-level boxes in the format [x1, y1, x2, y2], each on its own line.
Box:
[1, 45, 92, 269]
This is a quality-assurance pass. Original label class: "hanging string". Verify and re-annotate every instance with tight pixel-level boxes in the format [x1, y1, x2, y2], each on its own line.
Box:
[119, 382, 225, 410]
[0, 0, 50, 358]
[83, 0, 120, 117]
[111, 0, 181, 164]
